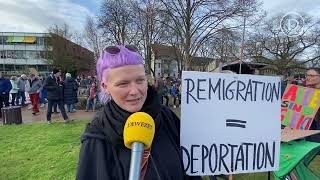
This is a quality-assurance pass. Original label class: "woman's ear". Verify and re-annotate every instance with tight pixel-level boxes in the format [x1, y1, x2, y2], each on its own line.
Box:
[101, 81, 110, 95]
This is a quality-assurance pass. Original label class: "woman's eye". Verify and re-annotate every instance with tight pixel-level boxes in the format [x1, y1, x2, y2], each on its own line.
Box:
[117, 82, 128, 87]
[137, 79, 145, 83]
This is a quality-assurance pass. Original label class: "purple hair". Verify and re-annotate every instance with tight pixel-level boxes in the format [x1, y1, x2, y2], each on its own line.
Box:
[96, 45, 144, 104]
[96, 45, 144, 82]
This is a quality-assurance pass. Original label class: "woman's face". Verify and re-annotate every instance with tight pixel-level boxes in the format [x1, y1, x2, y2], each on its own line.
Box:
[102, 64, 148, 112]
[306, 69, 320, 88]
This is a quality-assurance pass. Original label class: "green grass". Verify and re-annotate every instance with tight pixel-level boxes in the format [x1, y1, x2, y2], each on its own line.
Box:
[0, 118, 319, 180]
[0, 120, 89, 180]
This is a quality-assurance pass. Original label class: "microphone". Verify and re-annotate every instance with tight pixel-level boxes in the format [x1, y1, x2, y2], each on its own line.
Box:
[124, 112, 155, 180]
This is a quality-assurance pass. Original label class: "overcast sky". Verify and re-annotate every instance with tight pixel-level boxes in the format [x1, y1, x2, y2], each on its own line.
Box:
[0, 0, 319, 33]
[0, 0, 101, 33]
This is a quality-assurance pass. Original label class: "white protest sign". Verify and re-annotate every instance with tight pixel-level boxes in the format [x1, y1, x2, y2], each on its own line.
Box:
[181, 71, 281, 176]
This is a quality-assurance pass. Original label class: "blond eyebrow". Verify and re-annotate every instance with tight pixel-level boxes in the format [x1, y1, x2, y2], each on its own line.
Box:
[114, 80, 130, 84]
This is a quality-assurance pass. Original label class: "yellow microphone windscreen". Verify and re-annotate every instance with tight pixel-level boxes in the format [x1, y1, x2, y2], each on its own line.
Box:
[123, 112, 155, 150]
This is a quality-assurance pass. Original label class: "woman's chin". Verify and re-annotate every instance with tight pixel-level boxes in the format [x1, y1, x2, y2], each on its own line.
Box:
[124, 104, 143, 113]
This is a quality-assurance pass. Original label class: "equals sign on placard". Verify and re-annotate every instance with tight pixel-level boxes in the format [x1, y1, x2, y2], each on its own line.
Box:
[226, 119, 247, 128]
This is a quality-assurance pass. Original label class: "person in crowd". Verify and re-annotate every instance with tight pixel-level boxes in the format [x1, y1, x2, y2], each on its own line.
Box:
[63, 73, 78, 113]
[0, 72, 12, 117]
[10, 76, 19, 106]
[52, 74, 63, 113]
[305, 68, 320, 142]
[27, 73, 42, 115]
[84, 76, 91, 89]
[76, 45, 202, 180]
[38, 75, 47, 108]
[16, 74, 28, 106]
[163, 79, 170, 106]
[85, 82, 98, 112]
[170, 82, 179, 108]
[80, 77, 86, 88]
[44, 68, 69, 124]
[155, 76, 165, 105]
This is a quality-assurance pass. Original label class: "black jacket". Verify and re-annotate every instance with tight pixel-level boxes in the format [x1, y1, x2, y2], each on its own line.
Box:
[44, 75, 63, 100]
[76, 87, 202, 180]
[63, 77, 78, 104]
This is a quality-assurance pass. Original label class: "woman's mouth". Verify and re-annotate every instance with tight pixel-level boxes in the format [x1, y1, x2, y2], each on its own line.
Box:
[127, 98, 141, 103]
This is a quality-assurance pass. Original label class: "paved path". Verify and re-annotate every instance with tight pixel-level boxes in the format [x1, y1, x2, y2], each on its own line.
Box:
[0, 106, 181, 124]
[0, 106, 96, 124]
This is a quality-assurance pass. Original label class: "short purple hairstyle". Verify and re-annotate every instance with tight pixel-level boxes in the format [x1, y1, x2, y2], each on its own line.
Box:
[96, 45, 144, 82]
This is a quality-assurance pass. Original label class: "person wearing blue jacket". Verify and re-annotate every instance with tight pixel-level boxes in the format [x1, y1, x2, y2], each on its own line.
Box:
[0, 72, 12, 117]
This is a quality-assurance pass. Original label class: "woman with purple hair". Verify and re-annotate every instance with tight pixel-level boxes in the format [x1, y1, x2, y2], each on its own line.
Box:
[76, 45, 202, 180]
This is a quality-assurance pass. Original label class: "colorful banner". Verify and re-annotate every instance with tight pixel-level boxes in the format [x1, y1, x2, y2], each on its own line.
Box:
[281, 84, 320, 130]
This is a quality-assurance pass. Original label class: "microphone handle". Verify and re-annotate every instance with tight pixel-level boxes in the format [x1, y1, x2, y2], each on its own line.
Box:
[128, 142, 144, 180]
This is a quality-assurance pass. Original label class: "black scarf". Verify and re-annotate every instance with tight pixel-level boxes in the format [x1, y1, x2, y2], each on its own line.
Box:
[96, 86, 162, 147]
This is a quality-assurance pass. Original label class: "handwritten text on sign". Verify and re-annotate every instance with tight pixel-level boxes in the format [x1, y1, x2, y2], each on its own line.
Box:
[281, 84, 320, 130]
[181, 71, 281, 175]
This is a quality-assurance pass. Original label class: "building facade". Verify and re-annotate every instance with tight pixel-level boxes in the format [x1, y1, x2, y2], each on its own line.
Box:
[150, 44, 218, 78]
[0, 32, 51, 75]
[0, 32, 94, 76]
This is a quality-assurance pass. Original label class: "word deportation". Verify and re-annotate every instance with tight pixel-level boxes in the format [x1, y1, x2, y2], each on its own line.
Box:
[181, 141, 276, 174]
[184, 78, 280, 104]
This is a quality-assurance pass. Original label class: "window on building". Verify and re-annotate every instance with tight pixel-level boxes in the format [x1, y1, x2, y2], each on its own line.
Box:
[39, 51, 46, 59]
[0, 36, 8, 45]
[35, 51, 40, 59]
[4, 36, 10, 45]
[15, 65, 26, 71]
[15, 51, 25, 59]
[4, 64, 15, 71]
[37, 65, 48, 71]
[36, 37, 44, 45]
[0, 51, 6, 58]
[26, 51, 37, 59]
[6, 50, 15, 58]
[27, 65, 37, 70]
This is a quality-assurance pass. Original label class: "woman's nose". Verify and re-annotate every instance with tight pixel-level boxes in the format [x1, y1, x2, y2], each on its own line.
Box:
[128, 84, 139, 94]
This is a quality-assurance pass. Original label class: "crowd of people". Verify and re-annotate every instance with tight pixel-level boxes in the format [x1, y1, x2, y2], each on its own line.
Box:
[0, 70, 99, 121]
[0, 69, 182, 122]
[149, 76, 182, 109]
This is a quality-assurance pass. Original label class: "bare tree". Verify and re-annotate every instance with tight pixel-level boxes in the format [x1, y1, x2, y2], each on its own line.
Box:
[72, 30, 84, 47]
[85, 16, 103, 61]
[131, 0, 168, 76]
[204, 28, 241, 62]
[159, 0, 261, 73]
[98, 0, 137, 45]
[48, 23, 73, 40]
[247, 13, 320, 75]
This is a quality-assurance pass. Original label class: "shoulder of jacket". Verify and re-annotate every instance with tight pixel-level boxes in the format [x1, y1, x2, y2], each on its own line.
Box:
[160, 105, 174, 117]
[81, 111, 110, 143]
